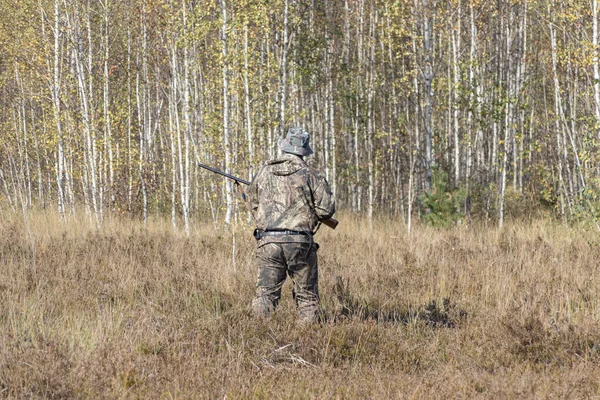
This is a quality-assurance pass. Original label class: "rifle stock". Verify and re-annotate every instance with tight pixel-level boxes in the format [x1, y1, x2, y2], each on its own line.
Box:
[321, 218, 339, 230]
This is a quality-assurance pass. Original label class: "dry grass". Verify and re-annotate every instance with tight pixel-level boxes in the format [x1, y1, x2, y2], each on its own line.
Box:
[1, 211, 600, 398]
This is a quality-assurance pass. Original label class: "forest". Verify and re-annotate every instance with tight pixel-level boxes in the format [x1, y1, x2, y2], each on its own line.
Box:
[2, 0, 600, 229]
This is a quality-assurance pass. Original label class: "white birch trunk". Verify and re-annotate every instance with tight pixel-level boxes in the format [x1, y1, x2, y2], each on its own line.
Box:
[172, 45, 187, 234]
[222, 0, 233, 225]
[182, 3, 191, 235]
[244, 25, 254, 180]
[71, 7, 100, 227]
[127, 27, 133, 211]
[517, 3, 528, 193]
[103, 1, 114, 212]
[136, 51, 148, 223]
[499, 7, 513, 228]
[15, 66, 33, 209]
[324, 76, 330, 183]
[548, 5, 567, 219]
[594, 0, 600, 139]
[169, 80, 177, 230]
[466, 1, 475, 186]
[367, 6, 376, 227]
[279, 0, 290, 139]
[452, 0, 461, 187]
[329, 70, 337, 197]
[87, 1, 102, 223]
[52, 0, 65, 218]
[422, 0, 435, 190]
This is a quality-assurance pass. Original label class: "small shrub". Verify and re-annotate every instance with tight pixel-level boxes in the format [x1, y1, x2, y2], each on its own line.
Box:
[419, 168, 467, 227]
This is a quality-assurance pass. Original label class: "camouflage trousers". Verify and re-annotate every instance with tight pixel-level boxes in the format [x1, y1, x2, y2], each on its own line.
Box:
[251, 242, 320, 323]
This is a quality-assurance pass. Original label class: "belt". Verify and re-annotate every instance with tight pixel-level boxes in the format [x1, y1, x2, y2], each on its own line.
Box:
[254, 229, 312, 239]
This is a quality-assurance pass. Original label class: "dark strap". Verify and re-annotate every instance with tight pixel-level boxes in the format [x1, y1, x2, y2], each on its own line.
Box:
[254, 229, 311, 239]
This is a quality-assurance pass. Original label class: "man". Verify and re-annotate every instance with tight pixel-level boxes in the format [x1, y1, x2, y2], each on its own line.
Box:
[247, 127, 335, 323]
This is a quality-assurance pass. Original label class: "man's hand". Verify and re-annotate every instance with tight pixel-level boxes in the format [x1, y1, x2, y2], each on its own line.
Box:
[234, 181, 247, 202]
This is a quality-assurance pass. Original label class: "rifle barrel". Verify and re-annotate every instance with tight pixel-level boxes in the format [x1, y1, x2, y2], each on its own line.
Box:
[198, 163, 251, 185]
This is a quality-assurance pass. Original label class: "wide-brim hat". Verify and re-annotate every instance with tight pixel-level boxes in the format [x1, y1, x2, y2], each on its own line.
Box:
[279, 127, 313, 157]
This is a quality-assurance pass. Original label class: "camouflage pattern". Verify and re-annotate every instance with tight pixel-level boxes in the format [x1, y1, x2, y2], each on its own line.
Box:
[251, 242, 320, 322]
[248, 150, 334, 322]
[247, 153, 335, 246]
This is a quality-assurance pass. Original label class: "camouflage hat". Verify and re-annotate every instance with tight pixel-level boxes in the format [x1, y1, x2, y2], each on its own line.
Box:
[279, 127, 313, 157]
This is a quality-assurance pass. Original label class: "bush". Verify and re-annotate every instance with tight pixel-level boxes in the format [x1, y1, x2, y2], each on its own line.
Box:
[419, 168, 467, 227]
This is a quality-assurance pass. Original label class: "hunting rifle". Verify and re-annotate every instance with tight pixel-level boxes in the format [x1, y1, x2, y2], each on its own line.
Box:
[198, 162, 339, 230]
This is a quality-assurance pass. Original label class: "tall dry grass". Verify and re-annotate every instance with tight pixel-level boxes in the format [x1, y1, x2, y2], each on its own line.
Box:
[1, 211, 600, 398]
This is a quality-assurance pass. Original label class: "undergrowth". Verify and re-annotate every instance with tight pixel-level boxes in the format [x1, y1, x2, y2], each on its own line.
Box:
[1, 211, 600, 398]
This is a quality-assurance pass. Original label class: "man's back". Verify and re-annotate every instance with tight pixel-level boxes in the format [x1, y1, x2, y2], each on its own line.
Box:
[248, 153, 335, 235]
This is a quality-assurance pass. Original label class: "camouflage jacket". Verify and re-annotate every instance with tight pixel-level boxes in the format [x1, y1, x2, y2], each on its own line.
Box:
[248, 153, 335, 244]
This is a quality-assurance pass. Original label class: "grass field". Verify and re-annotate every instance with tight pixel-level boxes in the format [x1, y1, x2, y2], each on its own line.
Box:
[1, 211, 600, 398]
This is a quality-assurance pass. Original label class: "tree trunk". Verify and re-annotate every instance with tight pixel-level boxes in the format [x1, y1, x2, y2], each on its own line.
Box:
[222, 0, 233, 226]
[422, 0, 435, 191]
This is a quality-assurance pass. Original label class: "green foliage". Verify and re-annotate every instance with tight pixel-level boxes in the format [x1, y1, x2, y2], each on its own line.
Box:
[567, 179, 600, 227]
[419, 168, 466, 227]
